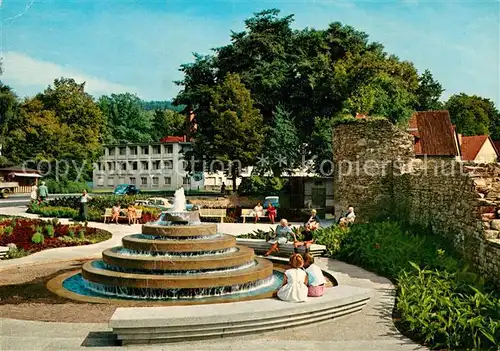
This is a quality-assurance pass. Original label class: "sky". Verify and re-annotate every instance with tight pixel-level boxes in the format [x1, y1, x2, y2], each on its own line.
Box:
[1, 0, 499, 107]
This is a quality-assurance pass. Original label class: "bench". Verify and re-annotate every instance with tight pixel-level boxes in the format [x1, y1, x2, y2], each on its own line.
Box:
[236, 238, 327, 257]
[103, 208, 143, 224]
[0, 246, 8, 259]
[240, 209, 270, 223]
[199, 208, 226, 223]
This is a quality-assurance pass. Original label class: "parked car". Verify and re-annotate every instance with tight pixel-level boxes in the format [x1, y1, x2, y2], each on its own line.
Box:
[147, 197, 172, 210]
[263, 196, 280, 209]
[113, 184, 140, 195]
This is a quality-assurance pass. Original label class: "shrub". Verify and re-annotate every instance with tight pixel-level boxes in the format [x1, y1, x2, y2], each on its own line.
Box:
[397, 263, 500, 350]
[4, 226, 13, 235]
[31, 232, 44, 244]
[45, 179, 90, 194]
[7, 247, 29, 259]
[238, 176, 287, 195]
[326, 221, 500, 349]
[68, 230, 75, 238]
[45, 225, 55, 238]
[51, 218, 59, 226]
[78, 230, 85, 240]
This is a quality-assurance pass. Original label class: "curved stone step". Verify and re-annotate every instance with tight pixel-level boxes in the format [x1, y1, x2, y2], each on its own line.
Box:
[122, 234, 236, 253]
[142, 223, 217, 238]
[82, 257, 274, 289]
[109, 285, 372, 344]
[102, 245, 255, 271]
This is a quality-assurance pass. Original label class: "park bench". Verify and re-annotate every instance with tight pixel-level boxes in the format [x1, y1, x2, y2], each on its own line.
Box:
[240, 209, 270, 223]
[199, 208, 226, 223]
[0, 246, 8, 259]
[103, 208, 143, 224]
[235, 238, 327, 257]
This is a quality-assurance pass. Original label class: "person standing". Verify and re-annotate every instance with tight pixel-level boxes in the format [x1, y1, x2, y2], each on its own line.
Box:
[30, 184, 38, 203]
[38, 181, 49, 202]
[220, 182, 226, 196]
[79, 190, 92, 220]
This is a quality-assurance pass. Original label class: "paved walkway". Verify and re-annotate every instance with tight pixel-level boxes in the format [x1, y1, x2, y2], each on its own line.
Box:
[0, 207, 424, 350]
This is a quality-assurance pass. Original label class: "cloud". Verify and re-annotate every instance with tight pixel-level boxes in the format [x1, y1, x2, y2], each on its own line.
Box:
[1, 51, 142, 97]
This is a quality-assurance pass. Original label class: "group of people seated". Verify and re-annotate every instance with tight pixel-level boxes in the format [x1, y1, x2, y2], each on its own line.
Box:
[251, 202, 277, 224]
[263, 209, 322, 256]
[111, 203, 138, 225]
[277, 252, 326, 302]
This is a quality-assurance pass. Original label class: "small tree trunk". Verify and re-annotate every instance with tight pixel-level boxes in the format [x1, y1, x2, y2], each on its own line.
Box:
[232, 173, 238, 194]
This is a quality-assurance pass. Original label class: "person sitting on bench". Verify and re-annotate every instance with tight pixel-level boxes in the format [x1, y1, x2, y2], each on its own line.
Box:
[294, 222, 315, 253]
[306, 209, 320, 230]
[338, 206, 356, 227]
[111, 203, 121, 224]
[265, 219, 292, 256]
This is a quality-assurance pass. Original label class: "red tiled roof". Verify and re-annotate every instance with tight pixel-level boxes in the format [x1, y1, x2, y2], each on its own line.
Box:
[460, 135, 490, 161]
[408, 111, 459, 156]
[160, 136, 186, 143]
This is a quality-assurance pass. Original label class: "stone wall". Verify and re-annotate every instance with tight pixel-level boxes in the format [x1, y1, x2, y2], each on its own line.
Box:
[333, 119, 500, 285]
[332, 119, 414, 222]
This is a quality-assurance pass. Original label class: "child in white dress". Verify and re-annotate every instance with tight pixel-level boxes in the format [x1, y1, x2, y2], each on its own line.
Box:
[277, 254, 308, 303]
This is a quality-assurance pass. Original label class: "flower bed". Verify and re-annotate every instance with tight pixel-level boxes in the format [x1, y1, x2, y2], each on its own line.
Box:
[0, 217, 112, 258]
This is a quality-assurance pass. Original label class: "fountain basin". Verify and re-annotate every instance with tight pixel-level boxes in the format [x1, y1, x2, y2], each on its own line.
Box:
[81, 258, 273, 289]
[122, 234, 235, 252]
[102, 246, 255, 271]
[142, 223, 217, 237]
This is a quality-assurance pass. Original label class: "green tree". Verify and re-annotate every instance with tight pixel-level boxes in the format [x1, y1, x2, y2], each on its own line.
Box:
[151, 109, 186, 141]
[445, 94, 499, 137]
[176, 9, 424, 170]
[1, 78, 104, 181]
[189, 73, 264, 190]
[258, 106, 300, 177]
[0, 84, 19, 166]
[415, 69, 444, 111]
[98, 93, 153, 143]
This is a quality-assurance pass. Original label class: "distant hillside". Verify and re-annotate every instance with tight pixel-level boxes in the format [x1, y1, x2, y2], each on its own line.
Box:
[142, 100, 185, 112]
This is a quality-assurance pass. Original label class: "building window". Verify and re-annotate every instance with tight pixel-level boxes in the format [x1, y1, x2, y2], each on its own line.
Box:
[152, 160, 161, 170]
[109, 148, 116, 156]
[183, 177, 190, 185]
[164, 177, 171, 185]
[120, 162, 127, 171]
[107, 162, 115, 171]
[141, 177, 148, 186]
[141, 161, 149, 171]
[132, 162, 138, 170]
[97, 177, 104, 186]
[130, 147, 137, 155]
[129, 177, 136, 185]
[152, 177, 159, 186]
[119, 147, 126, 156]
[141, 146, 149, 155]
[107, 177, 114, 186]
[164, 145, 173, 154]
[153, 145, 161, 154]
[118, 177, 125, 184]
[314, 180, 324, 186]
[164, 160, 173, 169]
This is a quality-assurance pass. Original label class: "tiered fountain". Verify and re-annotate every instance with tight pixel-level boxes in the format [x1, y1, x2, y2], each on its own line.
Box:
[54, 188, 281, 302]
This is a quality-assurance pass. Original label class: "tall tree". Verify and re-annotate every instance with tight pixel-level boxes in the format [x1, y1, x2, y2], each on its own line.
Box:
[175, 9, 424, 170]
[151, 109, 186, 141]
[98, 93, 153, 143]
[257, 106, 300, 177]
[0, 83, 19, 166]
[189, 73, 264, 190]
[1, 78, 104, 180]
[415, 69, 444, 111]
[445, 93, 499, 137]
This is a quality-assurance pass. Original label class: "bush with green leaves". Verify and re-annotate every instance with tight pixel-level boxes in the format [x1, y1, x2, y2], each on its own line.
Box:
[4, 226, 13, 236]
[323, 221, 500, 349]
[78, 230, 85, 240]
[31, 232, 44, 244]
[398, 263, 500, 350]
[45, 179, 90, 194]
[68, 230, 75, 238]
[238, 176, 287, 195]
[45, 225, 54, 238]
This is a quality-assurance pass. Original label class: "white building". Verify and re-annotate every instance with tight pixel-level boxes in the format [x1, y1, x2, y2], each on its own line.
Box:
[93, 137, 250, 191]
[93, 137, 194, 190]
